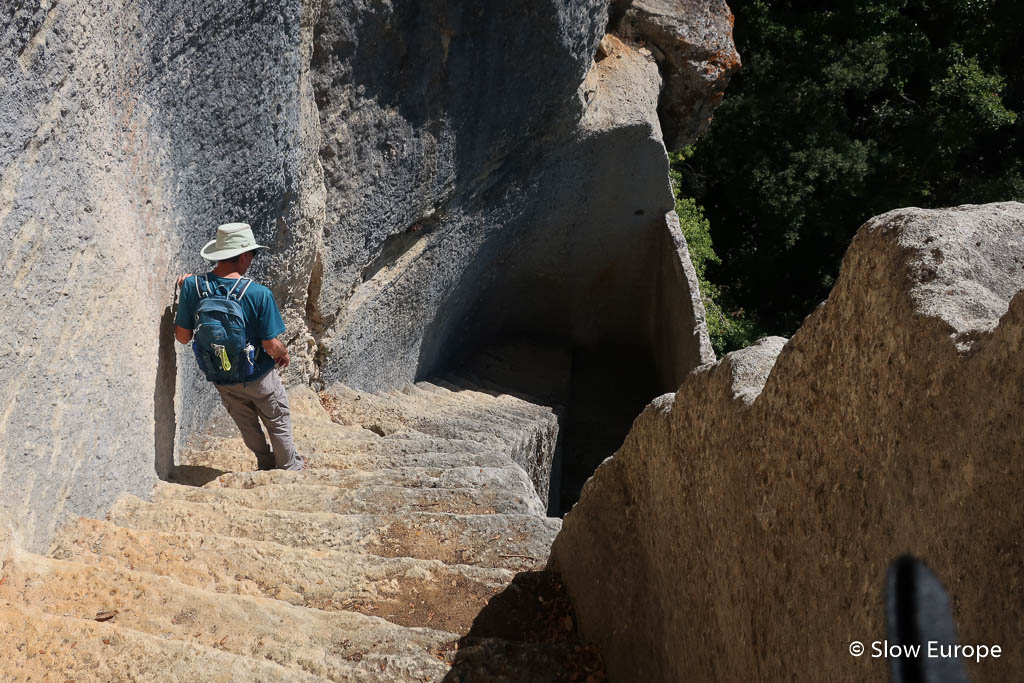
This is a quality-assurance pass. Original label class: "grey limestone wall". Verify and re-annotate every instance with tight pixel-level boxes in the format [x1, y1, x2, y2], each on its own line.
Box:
[0, 0, 322, 551]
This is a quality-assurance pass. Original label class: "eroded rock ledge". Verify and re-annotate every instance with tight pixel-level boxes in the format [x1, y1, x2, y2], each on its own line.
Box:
[551, 202, 1024, 681]
[612, 0, 740, 149]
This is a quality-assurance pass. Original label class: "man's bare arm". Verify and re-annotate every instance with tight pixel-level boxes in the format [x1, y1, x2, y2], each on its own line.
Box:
[262, 337, 290, 368]
[173, 273, 195, 345]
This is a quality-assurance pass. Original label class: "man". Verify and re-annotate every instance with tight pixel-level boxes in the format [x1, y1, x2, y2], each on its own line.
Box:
[174, 222, 304, 471]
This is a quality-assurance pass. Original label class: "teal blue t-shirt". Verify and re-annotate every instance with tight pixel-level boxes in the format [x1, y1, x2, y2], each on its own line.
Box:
[175, 274, 286, 382]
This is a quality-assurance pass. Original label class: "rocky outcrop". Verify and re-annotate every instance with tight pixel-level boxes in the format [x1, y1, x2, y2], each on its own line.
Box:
[550, 202, 1024, 681]
[0, 0, 737, 551]
[614, 0, 740, 149]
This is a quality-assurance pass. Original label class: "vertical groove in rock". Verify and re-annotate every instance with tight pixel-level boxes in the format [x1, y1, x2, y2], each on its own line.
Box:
[290, 0, 330, 387]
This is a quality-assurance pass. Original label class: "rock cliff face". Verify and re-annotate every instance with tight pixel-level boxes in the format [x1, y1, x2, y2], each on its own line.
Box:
[0, 0, 734, 551]
[550, 202, 1024, 681]
[311, 5, 721, 393]
[0, 0, 324, 551]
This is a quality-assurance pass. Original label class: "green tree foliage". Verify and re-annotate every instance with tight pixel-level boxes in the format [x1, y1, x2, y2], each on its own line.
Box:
[685, 0, 1023, 336]
[670, 151, 762, 356]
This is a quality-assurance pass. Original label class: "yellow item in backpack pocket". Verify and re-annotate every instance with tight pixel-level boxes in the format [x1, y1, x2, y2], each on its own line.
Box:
[211, 344, 232, 371]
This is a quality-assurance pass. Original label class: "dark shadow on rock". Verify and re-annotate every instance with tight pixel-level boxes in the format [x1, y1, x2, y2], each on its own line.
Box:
[607, 0, 636, 31]
[155, 305, 177, 480]
[429, 338, 660, 518]
[166, 465, 227, 487]
[442, 571, 607, 682]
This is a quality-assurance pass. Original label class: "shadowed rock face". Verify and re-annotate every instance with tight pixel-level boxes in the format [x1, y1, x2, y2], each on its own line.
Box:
[550, 202, 1024, 682]
[0, 0, 732, 549]
[313, 16, 718, 395]
[310, 0, 607, 390]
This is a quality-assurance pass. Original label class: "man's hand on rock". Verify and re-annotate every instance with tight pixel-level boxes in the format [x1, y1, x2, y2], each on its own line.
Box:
[263, 337, 291, 370]
[176, 273, 194, 289]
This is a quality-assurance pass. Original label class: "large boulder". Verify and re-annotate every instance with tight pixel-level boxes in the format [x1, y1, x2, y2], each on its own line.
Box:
[551, 202, 1024, 681]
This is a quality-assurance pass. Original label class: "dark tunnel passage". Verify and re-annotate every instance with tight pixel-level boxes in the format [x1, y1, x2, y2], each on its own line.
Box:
[418, 208, 711, 516]
[412, 129, 713, 516]
[443, 338, 662, 516]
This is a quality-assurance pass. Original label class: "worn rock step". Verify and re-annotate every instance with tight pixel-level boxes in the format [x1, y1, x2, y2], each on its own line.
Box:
[408, 381, 557, 425]
[388, 386, 559, 468]
[182, 430, 509, 462]
[186, 415, 378, 454]
[326, 384, 555, 447]
[304, 447, 514, 472]
[0, 603, 325, 682]
[344, 383, 558, 503]
[50, 518, 514, 634]
[153, 480, 545, 516]
[176, 440, 516, 479]
[0, 552, 455, 682]
[108, 495, 559, 570]
[438, 372, 533, 401]
[393, 382, 556, 435]
[206, 463, 537, 497]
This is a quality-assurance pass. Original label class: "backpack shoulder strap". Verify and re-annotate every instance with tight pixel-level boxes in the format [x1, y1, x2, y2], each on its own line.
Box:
[235, 278, 253, 299]
[226, 278, 253, 301]
[196, 275, 211, 299]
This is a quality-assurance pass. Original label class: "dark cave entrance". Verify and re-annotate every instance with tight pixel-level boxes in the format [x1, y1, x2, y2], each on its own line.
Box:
[414, 131, 713, 517]
[419, 211, 710, 517]
[441, 339, 660, 516]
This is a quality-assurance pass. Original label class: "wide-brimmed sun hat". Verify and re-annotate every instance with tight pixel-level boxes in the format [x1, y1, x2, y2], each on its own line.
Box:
[199, 223, 269, 261]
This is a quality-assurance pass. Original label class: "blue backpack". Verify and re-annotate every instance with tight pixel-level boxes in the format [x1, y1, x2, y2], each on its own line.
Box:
[191, 275, 259, 383]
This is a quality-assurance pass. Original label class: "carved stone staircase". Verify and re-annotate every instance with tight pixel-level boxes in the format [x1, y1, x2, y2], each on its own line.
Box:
[0, 382, 606, 681]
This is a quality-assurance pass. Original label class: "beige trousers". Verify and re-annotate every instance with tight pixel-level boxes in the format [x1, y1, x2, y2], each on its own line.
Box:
[214, 368, 304, 471]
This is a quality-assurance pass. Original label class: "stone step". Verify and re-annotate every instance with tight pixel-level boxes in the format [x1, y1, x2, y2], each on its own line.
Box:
[182, 430, 509, 462]
[0, 602, 326, 682]
[438, 372, 531, 401]
[50, 518, 514, 634]
[186, 415, 379, 453]
[180, 440, 516, 479]
[325, 385, 550, 449]
[412, 380, 557, 423]
[397, 382, 555, 431]
[153, 480, 546, 516]
[206, 463, 536, 495]
[0, 552, 455, 682]
[350, 384, 558, 506]
[108, 495, 559, 571]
